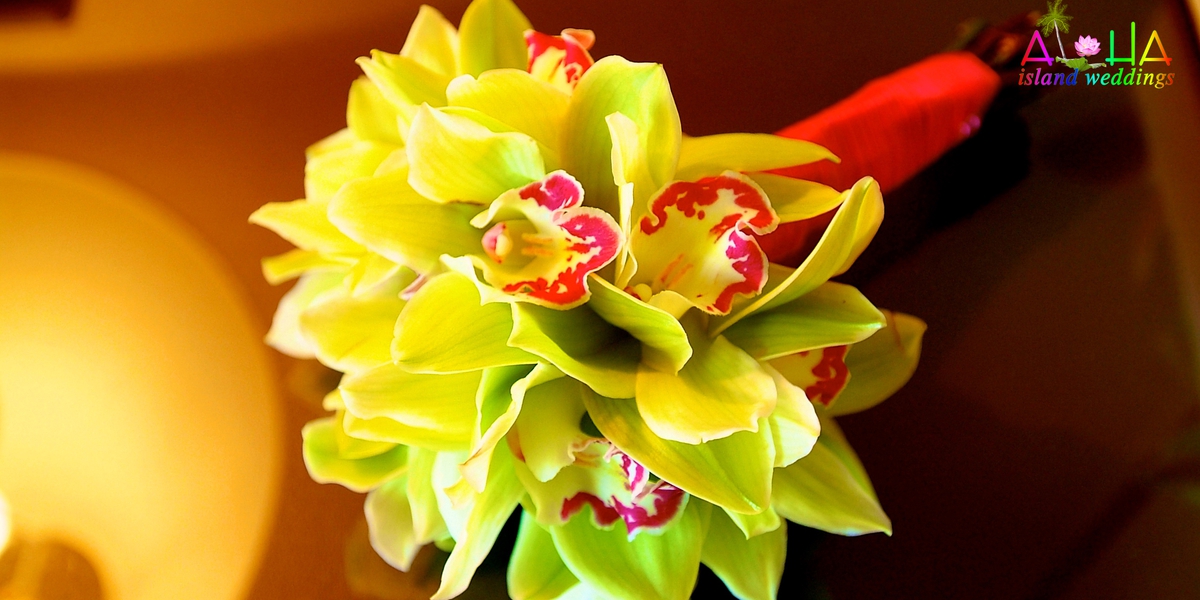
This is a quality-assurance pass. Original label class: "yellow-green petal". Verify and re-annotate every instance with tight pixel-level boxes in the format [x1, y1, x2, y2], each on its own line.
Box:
[431, 444, 525, 600]
[587, 275, 691, 374]
[261, 249, 353, 285]
[721, 281, 885, 361]
[340, 364, 480, 451]
[723, 505, 783, 539]
[826, 311, 926, 416]
[400, 5, 460, 78]
[299, 273, 406, 374]
[509, 303, 640, 399]
[365, 474, 420, 570]
[347, 77, 406, 146]
[636, 312, 775, 444]
[356, 50, 450, 111]
[772, 416, 890, 536]
[712, 176, 883, 336]
[393, 271, 538, 373]
[302, 414, 408, 493]
[249, 198, 361, 254]
[746, 173, 843, 224]
[562, 56, 680, 218]
[407, 105, 546, 204]
[514, 376, 591, 482]
[266, 269, 346, 359]
[701, 508, 787, 600]
[762, 364, 820, 468]
[675, 133, 838, 182]
[584, 393, 774, 515]
[550, 497, 710, 600]
[508, 511, 582, 600]
[447, 70, 570, 154]
[457, 0, 532, 77]
[456, 364, 554, 493]
[408, 447, 450, 544]
[328, 169, 484, 273]
[305, 139, 398, 204]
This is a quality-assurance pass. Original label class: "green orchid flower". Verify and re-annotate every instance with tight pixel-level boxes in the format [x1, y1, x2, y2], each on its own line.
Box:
[252, 0, 928, 598]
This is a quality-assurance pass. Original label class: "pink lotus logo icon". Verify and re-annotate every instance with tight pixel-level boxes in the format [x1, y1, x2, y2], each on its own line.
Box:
[1075, 35, 1100, 57]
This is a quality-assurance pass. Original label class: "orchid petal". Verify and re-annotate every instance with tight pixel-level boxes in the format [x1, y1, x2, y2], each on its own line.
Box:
[508, 511, 582, 600]
[770, 346, 851, 408]
[447, 70, 569, 153]
[826, 311, 925, 416]
[721, 281, 885, 361]
[513, 376, 591, 482]
[304, 139, 399, 204]
[365, 474, 420, 571]
[301, 413, 408, 493]
[583, 393, 774, 515]
[549, 495, 710, 600]
[407, 105, 545, 204]
[471, 172, 622, 309]
[675, 133, 838, 182]
[327, 396, 399, 459]
[328, 169, 483, 274]
[356, 50, 449, 113]
[629, 172, 778, 315]
[606, 112, 650, 285]
[456, 364, 544, 493]
[347, 77, 406, 146]
[392, 271, 537, 373]
[723, 505, 783, 539]
[562, 56, 680, 218]
[339, 364, 480, 451]
[457, 0, 531, 76]
[772, 416, 890, 536]
[586, 275, 691, 374]
[249, 198, 361, 254]
[509, 303, 639, 399]
[345, 253, 414, 297]
[408, 448, 450, 544]
[299, 273, 406, 374]
[701, 508, 787, 600]
[762, 364, 820, 468]
[400, 5, 460, 78]
[266, 269, 346, 359]
[712, 176, 883, 335]
[636, 312, 776, 444]
[746, 173, 843, 224]
[431, 444, 524, 600]
[306, 127, 356, 158]
[261, 249, 353, 285]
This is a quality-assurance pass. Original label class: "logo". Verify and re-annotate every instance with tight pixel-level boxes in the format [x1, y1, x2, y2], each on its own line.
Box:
[1018, 1, 1176, 89]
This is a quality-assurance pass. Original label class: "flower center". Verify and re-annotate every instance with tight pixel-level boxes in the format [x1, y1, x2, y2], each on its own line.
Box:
[482, 220, 565, 269]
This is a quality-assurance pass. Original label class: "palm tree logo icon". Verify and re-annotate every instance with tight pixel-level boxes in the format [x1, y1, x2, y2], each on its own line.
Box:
[1036, 0, 1073, 58]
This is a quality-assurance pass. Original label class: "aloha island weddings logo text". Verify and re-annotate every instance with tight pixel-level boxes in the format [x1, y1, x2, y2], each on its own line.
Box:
[1019, 0, 1177, 89]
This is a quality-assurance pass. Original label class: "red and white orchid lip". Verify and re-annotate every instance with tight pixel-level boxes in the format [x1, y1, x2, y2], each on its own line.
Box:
[772, 345, 851, 407]
[558, 443, 686, 537]
[525, 29, 596, 91]
[472, 171, 622, 308]
[630, 172, 779, 315]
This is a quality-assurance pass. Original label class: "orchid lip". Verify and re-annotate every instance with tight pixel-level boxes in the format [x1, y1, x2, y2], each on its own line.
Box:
[629, 172, 779, 315]
[473, 171, 622, 308]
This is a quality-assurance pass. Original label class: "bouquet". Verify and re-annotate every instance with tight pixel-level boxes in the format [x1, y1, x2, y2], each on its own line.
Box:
[252, 1, 929, 597]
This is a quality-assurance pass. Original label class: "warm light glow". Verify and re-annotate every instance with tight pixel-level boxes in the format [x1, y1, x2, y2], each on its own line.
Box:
[0, 490, 11, 554]
[0, 152, 283, 600]
[0, 0, 417, 73]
